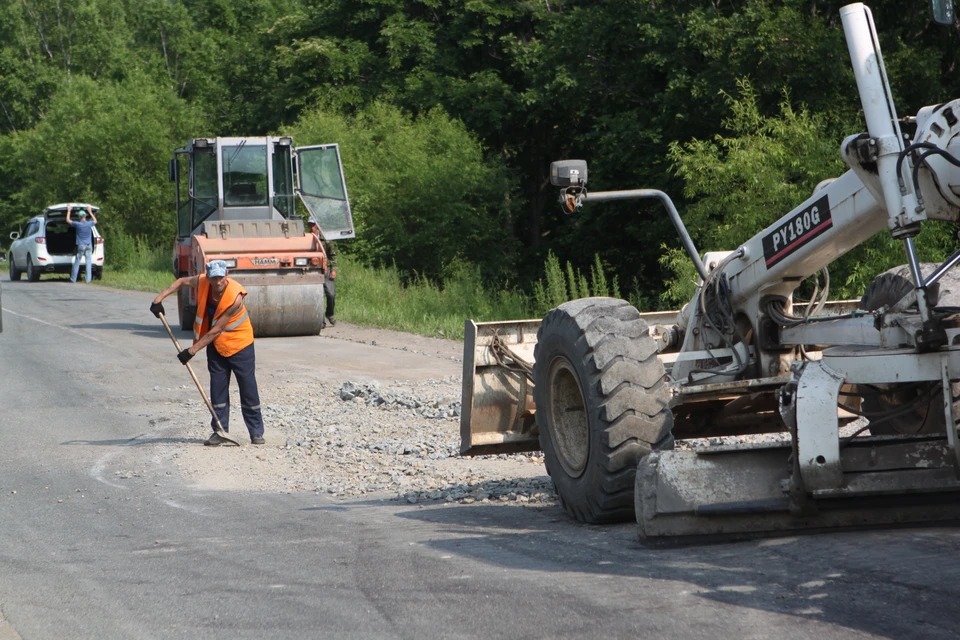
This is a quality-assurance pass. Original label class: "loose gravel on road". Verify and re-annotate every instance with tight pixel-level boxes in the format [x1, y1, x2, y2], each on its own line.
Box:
[130, 321, 875, 513]
[142, 368, 558, 510]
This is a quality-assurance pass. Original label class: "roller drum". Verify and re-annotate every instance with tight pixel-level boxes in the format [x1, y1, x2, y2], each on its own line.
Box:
[241, 281, 326, 337]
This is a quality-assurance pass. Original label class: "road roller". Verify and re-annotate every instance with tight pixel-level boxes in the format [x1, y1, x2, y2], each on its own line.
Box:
[169, 136, 354, 337]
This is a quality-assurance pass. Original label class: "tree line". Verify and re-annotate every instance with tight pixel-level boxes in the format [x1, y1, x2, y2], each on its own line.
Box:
[1, 0, 958, 305]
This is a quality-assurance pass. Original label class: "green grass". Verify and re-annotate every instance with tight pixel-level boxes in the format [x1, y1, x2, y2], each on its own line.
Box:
[93, 231, 174, 292]
[86, 235, 627, 341]
[25, 270, 169, 291]
[97, 268, 172, 292]
[89, 247, 537, 341]
[337, 255, 532, 340]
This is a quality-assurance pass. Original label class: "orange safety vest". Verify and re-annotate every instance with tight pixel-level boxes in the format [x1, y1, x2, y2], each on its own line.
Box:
[193, 276, 254, 357]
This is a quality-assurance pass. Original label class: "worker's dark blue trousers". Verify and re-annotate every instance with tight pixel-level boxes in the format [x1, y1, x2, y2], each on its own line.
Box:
[206, 342, 264, 438]
[324, 279, 336, 319]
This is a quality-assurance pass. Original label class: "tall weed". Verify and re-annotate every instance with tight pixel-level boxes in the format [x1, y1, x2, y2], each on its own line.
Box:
[337, 255, 531, 340]
[92, 247, 641, 339]
[98, 229, 172, 292]
[105, 228, 169, 272]
[532, 251, 622, 316]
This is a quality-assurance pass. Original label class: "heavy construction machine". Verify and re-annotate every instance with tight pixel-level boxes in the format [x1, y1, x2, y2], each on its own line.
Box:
[170, 137, 354, 336]
[460, 2, 960, 540]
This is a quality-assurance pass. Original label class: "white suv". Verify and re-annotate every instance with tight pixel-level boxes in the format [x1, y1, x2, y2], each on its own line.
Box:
[8, 203, 105, 282]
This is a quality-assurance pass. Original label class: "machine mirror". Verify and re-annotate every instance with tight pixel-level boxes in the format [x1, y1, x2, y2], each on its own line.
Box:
[550, 160, 588, 187]
[168, 158, 178, 183]
[931, 0, 955, 25]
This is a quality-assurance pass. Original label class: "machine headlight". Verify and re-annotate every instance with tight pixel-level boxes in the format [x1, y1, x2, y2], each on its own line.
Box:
[294, 258, 308, 266]
[223, 259, 237, 268]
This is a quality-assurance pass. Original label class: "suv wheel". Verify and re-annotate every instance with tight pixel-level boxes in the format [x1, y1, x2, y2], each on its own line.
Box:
[26, 256, 40, 282]
[8, 254, 21, 281]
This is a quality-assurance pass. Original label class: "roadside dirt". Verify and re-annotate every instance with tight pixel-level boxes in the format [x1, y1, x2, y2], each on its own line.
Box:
[143, 321, 556, 507]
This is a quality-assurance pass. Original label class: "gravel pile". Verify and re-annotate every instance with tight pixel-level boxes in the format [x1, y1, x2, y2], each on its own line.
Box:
[675, 419, 869, 451]
[172, 371, 865, 508]
[163, 332, 874, 511]
[176, 374, 557, 508]
[336, 381, 462, 420]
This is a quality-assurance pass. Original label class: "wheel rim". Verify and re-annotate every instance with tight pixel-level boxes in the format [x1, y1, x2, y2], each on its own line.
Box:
[547, 356, 589, 478]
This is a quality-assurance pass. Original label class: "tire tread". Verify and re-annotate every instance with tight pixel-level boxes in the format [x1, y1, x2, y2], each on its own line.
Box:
[534, 297, 674, 524]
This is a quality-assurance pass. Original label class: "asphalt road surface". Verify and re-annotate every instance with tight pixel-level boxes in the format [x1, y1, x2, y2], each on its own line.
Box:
[1, 276, 959, 639]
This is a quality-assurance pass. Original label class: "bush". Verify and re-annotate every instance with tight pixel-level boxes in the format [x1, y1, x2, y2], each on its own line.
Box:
[663, 79, 956, 301]
[4, 72, 204, 246]
[105, 228, 169, 273]
[286, 102, 521, 285]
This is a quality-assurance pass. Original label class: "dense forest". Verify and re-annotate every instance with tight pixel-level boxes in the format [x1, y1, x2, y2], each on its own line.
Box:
[1, 0, 959, 305]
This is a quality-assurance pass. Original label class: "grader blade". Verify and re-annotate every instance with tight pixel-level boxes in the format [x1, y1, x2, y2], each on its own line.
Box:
[635, 436, 960, 541]
[460, 319, 541, 456]
[459, 309, 682, 457]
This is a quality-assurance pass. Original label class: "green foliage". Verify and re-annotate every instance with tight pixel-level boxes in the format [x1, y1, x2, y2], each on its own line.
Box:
[90, 226, 172, 292]
[2, 72, 203, 240]
[658, 245, 699, 309]
[665, 77, 955, 301]
[3, 0, 960, 319]
[532, 250, 568, 315]
[287, 101, 520, 284]
[834, 222, 956, 298]
[669, 79, 849, 251]
[0, 0, 139, 132]
[98, 265, 174, 293]
[323, 254, 531, 340]
[105, 228, 170, 273]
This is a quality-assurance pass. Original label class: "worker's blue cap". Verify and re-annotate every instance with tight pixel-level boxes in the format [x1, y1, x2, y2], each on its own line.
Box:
[205, 260, 228, 278]
[77, 210, 87, 217]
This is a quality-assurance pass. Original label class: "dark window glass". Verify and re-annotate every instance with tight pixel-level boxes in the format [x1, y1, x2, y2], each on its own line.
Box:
[223, 143, 268, 207]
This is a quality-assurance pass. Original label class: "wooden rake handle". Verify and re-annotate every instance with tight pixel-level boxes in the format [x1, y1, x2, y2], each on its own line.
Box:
[157, 312, 240, 446]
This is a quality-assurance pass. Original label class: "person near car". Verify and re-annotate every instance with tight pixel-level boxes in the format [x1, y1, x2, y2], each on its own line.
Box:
[149, 260, 266, 446]
[307, 217, 337, 327]
[66, 204, 98, 283]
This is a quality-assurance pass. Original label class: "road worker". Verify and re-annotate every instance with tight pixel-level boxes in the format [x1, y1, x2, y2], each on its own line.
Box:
[150, 259, 265, 445]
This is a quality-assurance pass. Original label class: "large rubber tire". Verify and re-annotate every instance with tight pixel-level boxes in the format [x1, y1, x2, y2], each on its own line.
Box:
[177, 289, 195, 333]
[859, 272, 914, 314]
[859, 272, 944, 435]
[533, 297, 674, 523]
[8, 254, 21, 281]
[182, 306, 196, 334]
[26, 256, 40, 282]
